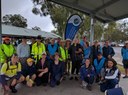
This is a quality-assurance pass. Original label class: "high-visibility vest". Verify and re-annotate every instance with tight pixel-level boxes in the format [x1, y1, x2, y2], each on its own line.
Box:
[1, 44, 15, 59]
[0, 61, 21, 77]
[31, 42, 46, 61]
[59, 46, 66, 61]
[65, 48, 69, 59]
[0, 45, 5, 63]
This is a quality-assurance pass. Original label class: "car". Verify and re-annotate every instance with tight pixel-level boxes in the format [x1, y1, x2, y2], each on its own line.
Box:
[111, 42, 117, 47]
[118, 43, 124, 47]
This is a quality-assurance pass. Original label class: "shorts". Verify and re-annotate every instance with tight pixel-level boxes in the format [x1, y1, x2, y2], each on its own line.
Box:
[123, 60, 128, 69]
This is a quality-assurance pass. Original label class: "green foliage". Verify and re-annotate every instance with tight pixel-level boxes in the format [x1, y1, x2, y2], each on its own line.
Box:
[3, 14, 27, 28]
[31, 0, 128, 42]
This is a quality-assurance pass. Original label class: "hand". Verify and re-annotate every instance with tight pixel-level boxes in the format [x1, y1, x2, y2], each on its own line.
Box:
[108, 55, 111, 59]
[4, 85, 9, 91]
[79, 48, 82, 52]
[38, 72, 44, 77]
[87, 74, 90, 77]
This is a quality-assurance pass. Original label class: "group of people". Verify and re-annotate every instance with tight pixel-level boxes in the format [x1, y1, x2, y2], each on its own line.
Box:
[0, 35, 128, 95]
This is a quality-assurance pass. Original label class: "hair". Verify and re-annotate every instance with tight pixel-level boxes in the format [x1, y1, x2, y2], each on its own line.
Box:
[85, 41, 89, 47]
[107, 58, 117, 67]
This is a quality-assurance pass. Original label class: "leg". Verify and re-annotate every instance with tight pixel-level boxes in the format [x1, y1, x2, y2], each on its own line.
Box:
[107, 79, 118, 89]
[41, 73, 49, 86]
[100, 81, 108, 92]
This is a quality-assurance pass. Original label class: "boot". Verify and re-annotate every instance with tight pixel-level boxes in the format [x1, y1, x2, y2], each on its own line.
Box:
[9, 86, 17, 93]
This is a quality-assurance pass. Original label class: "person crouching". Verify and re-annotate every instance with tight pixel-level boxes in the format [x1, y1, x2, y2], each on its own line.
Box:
[100, 58, 120, 92]
[22, 58, 36, 87]
[80, 58, 95, 91]
[0, 54, 25, 95]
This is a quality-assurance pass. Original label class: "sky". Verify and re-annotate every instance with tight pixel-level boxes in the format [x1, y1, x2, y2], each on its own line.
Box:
[2, 0, 55, 32]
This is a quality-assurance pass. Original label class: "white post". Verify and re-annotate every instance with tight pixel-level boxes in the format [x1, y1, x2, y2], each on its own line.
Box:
[90, 15, 94, 45]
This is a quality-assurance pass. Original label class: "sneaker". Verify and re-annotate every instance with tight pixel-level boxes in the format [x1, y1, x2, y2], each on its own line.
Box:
[81, 81, 87, 88]
[9, 86, 17, 93]
[123, 75, 128, 78]
[86, 84, 92, 91]
[69, 77, 73, 80]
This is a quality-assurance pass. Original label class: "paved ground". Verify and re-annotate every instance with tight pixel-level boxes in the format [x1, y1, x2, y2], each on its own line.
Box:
[0, 77, 128, 95]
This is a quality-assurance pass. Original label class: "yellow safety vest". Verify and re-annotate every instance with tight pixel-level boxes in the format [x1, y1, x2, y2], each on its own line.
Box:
[59, 46, 66, 61]
[0, 45, 5, 63]
[31, 42, 46, 62]
[1, 44, 15, 62]
[0, 61, 21, 77]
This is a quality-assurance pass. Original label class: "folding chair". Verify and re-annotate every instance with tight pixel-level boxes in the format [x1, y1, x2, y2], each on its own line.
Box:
[105, 87, 124, 95]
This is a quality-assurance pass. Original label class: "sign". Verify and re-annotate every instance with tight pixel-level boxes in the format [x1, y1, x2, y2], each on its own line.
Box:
[65, 14, 82, 40]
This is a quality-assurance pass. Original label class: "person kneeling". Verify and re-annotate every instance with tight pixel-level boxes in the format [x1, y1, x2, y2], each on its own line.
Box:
[100, 58, 120, 92]
[80, 58, 95, 91]
[22, 58, 36, 87]
[0, 54, 25, 95]
[50, 53, 64, 87]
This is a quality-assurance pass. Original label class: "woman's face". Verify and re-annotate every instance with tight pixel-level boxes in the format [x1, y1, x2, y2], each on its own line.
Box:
[55, 54, 59, 60]
[27, 61, 33, 66]
[107, 61, 114, 68]
[11, 55, 19, 64]
[85, 59, 90, 67]
[42, 54, 46, 59]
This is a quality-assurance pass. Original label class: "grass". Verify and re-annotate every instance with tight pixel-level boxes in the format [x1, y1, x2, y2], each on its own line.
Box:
[117, 64, 125, 74]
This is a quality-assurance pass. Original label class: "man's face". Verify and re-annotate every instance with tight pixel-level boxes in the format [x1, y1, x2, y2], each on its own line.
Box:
[5, 39, 10, 44]
[37, 39, 41, 43]
[105, 41, 109, 46]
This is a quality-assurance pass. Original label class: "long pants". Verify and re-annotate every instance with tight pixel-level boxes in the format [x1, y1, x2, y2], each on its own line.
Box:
[100, 79, 118, 92]
[84, 76, 94, 84]
[71, 59, 81, 75]
[36, 73, 49, 86]
[50, 74, 62, 87]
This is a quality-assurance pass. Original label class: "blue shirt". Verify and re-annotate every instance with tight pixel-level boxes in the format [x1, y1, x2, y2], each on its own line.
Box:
[121, 47, 128, 60]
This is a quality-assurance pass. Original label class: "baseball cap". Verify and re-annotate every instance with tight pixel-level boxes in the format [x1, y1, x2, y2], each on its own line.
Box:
[27, 58, 34, 63]
[3, 37, 10, 41]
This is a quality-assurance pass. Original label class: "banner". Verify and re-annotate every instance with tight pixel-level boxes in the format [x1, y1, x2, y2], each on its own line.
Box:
[65, 14, 82, 40]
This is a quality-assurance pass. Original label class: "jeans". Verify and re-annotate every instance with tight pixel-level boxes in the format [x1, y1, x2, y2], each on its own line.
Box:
[100, 79, 118, 92]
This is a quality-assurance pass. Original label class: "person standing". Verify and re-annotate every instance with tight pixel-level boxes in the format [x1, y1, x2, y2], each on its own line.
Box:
[47, 39, 58, 60]
[31, 35, 46, 63]
[69, 38, 83, 80]
[82, 41, 91, 65]
[65, 39, 72, 75]
[91, 40, 102, 62]
[80, 35, 87, 48]
[121, 41, 128, 78]
[1, 37, 16, 63]
[17, 37, 30, 69]
[102, 40, 115, 59]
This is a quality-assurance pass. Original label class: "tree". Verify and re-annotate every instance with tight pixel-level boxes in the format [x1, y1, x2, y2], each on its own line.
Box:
[32, 26, 41, 31]
[31, 0, 107, 40]
[3, 14, 27, 28]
